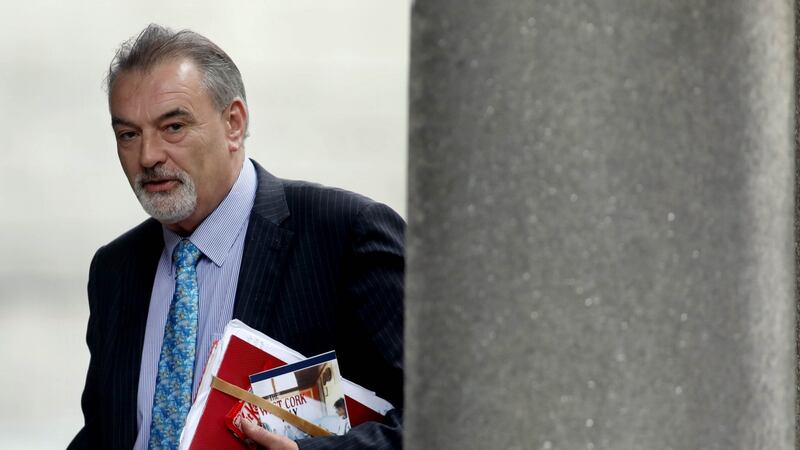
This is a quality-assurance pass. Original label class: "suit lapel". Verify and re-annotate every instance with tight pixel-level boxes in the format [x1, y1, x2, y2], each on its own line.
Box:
[233, 160, 294, 334]
[109, 219, 163, 447]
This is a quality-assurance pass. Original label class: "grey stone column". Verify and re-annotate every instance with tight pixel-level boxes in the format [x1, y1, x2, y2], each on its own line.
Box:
[406, 2, 796, 449]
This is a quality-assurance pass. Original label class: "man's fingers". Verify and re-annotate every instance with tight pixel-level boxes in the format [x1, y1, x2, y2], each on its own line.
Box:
[241, 419, 277, 444]
[241, 419, 299, 450]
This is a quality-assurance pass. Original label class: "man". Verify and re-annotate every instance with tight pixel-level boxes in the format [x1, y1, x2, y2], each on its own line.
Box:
[69, 24, 404, 450]
[333, 398, 351, 435]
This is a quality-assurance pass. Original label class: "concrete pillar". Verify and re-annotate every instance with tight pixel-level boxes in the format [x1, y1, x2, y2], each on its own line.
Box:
[406, 2, 796, 449]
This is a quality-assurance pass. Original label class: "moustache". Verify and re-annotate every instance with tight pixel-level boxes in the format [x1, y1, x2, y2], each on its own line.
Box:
[135, 166, 191, 187]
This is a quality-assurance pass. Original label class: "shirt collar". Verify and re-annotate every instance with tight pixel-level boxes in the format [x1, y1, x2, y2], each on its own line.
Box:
[162, 159, 257, 270]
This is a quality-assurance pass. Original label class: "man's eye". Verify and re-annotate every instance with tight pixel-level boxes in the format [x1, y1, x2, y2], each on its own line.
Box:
[166, 123, 184, 133]
[117, 131, 137, 141]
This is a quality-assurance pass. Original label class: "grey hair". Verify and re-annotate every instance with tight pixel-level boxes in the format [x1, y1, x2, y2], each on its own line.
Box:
[107, 24, 248, 132]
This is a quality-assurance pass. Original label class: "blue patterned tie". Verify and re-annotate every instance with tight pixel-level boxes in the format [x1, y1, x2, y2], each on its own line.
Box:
[149, 239, 202, 450]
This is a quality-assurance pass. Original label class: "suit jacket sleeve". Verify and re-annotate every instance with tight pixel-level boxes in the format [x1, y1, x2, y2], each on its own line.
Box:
[295, 201, 405, 450]
[68, 250, 104, 450]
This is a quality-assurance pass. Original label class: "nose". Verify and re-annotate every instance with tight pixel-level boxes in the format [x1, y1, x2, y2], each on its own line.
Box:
[139, 131, 167, 168]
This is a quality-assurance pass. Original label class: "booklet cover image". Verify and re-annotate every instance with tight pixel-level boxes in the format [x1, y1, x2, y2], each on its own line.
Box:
[249, 351, 351, 439]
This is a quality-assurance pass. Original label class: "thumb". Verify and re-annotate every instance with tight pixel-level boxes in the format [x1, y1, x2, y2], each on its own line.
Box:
[241, 419, 298, 450]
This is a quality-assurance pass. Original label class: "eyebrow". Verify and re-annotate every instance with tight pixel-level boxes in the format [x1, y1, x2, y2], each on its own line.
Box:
[158, 107, 194, 122]
[111, 116, 136, 128]
[111, 107, 195, 128]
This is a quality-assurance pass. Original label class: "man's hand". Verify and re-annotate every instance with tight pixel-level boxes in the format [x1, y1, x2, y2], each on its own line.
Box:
[241, 419, 300, 450]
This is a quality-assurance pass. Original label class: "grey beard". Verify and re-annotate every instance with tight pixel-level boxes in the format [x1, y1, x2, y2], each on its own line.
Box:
[133, 167, 197, 224]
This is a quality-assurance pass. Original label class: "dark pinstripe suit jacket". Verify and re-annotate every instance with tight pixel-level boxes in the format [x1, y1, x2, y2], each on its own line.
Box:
[69, 161, 404, 449]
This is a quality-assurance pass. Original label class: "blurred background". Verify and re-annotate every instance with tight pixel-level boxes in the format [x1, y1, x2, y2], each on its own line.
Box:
[0, 1, 408, 448]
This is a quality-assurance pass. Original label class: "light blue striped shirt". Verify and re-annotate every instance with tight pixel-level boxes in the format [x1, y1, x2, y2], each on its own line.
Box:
[133, 159, 257, 450]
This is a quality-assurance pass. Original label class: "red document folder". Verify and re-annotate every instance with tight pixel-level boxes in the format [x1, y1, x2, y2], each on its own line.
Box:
[186, 335, 388, 449]
[189, 336, 282, 449]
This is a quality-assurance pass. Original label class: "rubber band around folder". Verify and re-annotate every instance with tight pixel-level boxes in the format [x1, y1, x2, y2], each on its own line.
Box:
[211, 375, 334, 438]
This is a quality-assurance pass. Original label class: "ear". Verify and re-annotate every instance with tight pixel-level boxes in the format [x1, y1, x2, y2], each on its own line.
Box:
[224, 97, 248, 152]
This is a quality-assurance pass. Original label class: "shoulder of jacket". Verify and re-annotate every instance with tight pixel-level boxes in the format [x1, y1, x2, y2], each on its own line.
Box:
[95, 218, 162, 259]
[280, 178, 377, 217]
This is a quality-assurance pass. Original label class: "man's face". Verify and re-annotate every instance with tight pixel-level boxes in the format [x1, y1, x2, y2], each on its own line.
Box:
[109, 58, 244, 234]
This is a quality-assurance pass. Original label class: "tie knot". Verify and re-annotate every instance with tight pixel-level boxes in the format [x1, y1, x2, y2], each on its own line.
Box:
[173, 239, 202, 269]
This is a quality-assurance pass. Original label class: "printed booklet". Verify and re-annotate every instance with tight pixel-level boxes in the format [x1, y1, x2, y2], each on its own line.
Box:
[246, 351, 351, 440]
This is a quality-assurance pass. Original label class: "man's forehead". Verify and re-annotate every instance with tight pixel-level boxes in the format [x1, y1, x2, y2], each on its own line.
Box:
[110, 58, 208, 119]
